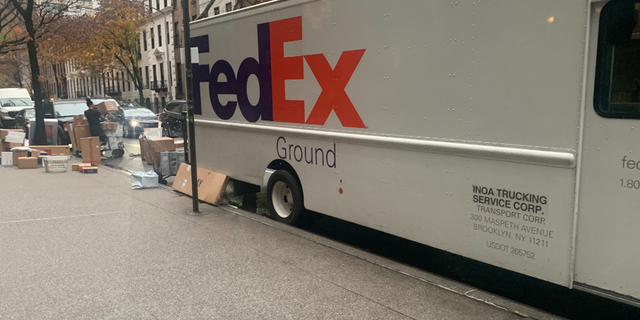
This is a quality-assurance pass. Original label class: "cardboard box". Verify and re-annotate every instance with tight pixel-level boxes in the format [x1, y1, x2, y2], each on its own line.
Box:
[77, 163, 92, 172]
[13, 149, 29, 165]
[97, 101, 118, 114]
[1, 151, 12, 166]
[160, 151, 186, 176]
[0, 129, 23, 141]
[144, 137, 176, 165]
[80, 137, 101, 165]
[172, 164, 229, 206]
[139, 134, 147, 162]
[2, 141, 23, 151]
[149, 137, 175, 153]
[82, 166, 98, 174]
[72, 163, 83, 171]
[73, 115, 88, 125]
[71, 124, 91, 152]
[174, 140, 184, 149]
[17, 157, 38, 169]
[3, 131, 24, 144]
[101, 122, 118, 131]
[28, 145, 70, 156]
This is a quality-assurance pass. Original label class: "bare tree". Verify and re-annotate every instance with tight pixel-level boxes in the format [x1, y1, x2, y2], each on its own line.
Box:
[4, 0, 78, 143]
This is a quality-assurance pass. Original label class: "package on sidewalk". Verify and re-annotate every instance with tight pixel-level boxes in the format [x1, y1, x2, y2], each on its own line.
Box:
[2, 142, 22, 152]
[172, 163, 229, 206]
[159, 151, 185, 176]
[77, 163, 92, 172]
[139, 134, 147, 162]
[11, 147, 30, 166]
[82, 166, 98, 174]
[1, 151, 13, 166]
[3, 131, 24, 144]
[70, 124, 91, 152]
[97, 101, 118, 114]
[28, 145, 70, 156]
[80, 137, 101, 165]
[131, 171, 160, 189]
[17, 157, 38, 169]
[0, 129, 23, 141]
[145, 137, 176, 165]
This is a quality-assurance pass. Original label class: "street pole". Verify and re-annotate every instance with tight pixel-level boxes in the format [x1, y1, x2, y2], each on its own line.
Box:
[182, 0, 199, 213]
[161, 8, 172, 101]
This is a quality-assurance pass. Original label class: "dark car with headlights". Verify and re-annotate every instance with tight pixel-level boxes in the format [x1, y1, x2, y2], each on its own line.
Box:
[120, 107, 160, 138]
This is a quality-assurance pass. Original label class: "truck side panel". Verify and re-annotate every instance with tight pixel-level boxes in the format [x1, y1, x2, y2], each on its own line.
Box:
[191, 0, 587, 287]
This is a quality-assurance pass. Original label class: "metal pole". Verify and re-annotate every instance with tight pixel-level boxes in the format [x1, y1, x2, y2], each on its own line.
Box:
[162, 9, 172, 101]
[182, 0, 199, 213]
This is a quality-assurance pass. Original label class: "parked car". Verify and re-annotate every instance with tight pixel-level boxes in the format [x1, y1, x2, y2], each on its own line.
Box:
[120, 107, 160, 138]
[12, 107, 35, 133]
[0, 88, 34, 128]
[159, 100, 187, 138]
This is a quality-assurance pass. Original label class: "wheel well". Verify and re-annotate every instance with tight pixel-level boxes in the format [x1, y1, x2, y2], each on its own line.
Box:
[267, 160, 302, 187]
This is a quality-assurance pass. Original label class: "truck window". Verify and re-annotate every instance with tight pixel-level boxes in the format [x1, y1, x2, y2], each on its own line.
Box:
[595, 0, 640, 118]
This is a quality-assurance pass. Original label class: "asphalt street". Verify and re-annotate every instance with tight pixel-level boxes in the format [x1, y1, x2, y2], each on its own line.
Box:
[102, 137, 155, 174]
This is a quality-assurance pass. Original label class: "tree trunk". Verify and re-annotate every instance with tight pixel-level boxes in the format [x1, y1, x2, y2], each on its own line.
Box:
[23, 13, 47, 145]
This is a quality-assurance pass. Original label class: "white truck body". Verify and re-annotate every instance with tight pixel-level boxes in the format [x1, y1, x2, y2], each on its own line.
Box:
[189, 0, 640, 305]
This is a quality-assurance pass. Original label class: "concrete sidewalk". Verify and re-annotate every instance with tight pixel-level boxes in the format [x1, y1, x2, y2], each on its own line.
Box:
[0, 162, 559, 319]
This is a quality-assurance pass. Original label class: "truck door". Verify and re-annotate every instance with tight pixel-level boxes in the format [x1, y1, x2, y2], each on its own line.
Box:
[575, 0, 640, 302]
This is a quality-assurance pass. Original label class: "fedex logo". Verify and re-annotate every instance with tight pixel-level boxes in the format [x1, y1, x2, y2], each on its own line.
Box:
[191, 16, 366, 128]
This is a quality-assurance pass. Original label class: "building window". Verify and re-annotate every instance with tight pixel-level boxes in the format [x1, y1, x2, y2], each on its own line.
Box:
[192, 15, 196, 21]
[143, 31, 147, 51]
[174, 22, 179, 46]
[214, 7, 219, 15]
[158, 25, 162, 47]
[156, 0, 159, 10]
[166, 22, 170, 46]
[164, 0, 167, 8]
[168, 61, 172, 85]
[150, 28, 155, 49]
[595, 0, 640, 118]
[148, 0, 152, 13]
[145, 66, 149, 87]
[153, 65, 157, 83]
[160, 62, 164, 83]
[225, 2, 231, 12]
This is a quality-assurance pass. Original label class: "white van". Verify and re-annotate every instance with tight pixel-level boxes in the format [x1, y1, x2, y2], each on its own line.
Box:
[0, 88, 34, 128]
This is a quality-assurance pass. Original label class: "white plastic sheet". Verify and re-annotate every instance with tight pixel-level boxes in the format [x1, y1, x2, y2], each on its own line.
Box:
[131, 170, 159, 189]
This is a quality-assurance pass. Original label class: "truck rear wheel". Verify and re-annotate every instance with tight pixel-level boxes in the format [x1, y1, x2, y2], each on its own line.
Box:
[267, 170, 304, 225]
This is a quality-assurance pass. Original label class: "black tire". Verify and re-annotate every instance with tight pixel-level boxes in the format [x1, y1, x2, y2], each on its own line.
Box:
[112, 149, 124, 158]
[266, 170, 305, 225]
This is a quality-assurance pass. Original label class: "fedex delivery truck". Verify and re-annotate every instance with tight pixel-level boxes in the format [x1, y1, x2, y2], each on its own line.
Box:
[189, 0, 640, 306]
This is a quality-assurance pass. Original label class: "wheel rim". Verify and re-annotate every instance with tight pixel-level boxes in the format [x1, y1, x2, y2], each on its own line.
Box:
[272, 181, 294, 219]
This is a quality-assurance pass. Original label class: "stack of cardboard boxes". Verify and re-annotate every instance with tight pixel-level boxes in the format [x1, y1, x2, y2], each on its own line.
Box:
[139, 134, 186, 176]
[1, 129, 24, 151]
